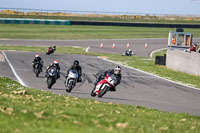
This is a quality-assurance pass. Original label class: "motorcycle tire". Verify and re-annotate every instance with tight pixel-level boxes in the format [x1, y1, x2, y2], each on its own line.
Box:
[66, 80, 73, 93]
[90, 87, 97, 97]
[35, 68, 40, 77]
[47, 77, 54, 89]
[98, 86, 109, 98]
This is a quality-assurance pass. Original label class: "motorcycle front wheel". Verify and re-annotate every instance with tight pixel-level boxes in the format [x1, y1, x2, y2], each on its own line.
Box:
[35, 68, 40, 77]
[66, 80, 73, 93]
[47, 77, 54, 89]
[98, 86, 109, 98]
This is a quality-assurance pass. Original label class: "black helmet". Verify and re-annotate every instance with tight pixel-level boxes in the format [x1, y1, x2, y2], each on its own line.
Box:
[73, 60, 79, 66]
[114, 66, 121, 75]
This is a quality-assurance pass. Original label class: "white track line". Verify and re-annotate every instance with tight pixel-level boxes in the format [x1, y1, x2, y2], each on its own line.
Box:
[2, 51, 27, 87]
[150, 48, 168, 58]
[98, 56, 200, 91]
[86, 47, 90, 52]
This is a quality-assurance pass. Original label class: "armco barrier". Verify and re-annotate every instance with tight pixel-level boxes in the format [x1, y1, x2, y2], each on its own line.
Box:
[166, 50, 200, 76]
[1, 18, 200, 28]
[0, 18, 71, 25]
[70, 21, 200, 28]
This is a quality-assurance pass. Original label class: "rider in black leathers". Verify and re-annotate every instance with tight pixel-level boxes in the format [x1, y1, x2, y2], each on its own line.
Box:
[47, 45, 56, 54]
[46, 60, 61, 79]
[66, 60, 82, 82]
[94, 66, 122, 91]
[32, 53, 43, 72]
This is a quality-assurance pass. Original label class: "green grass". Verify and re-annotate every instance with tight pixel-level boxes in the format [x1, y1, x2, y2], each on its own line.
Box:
[1, 77, 200, 133]
[1, 24, 200, 40]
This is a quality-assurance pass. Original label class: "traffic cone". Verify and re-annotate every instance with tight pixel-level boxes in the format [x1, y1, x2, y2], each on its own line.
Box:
[145, 43, 148, 48]
[112, 43, 115, 48]
[100, 43, 103, 48]
[127, 43, 130, 48]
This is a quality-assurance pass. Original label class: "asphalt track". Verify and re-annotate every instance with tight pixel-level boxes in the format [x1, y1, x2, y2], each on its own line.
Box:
[0, 39, 168, 57]
[1, 38, 200, 116]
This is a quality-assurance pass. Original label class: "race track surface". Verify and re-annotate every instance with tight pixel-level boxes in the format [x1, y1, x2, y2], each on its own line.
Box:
[1, 38, 200, 57]
[2, 51, 200, 116]
[0, 39, 169, 57]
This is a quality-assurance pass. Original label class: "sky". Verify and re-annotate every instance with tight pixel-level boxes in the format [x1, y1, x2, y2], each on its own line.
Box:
[1, 0, 200, 15]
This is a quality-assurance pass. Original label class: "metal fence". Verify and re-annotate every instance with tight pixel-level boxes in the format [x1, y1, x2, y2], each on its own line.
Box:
[0, 7, 200, 21]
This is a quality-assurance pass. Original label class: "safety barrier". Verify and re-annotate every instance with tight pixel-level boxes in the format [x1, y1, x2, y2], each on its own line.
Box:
[0, 18, 71, 25]
[1, 18, 200, 28]
[70, 21, 200, 28]
[166, 50, 200, 76]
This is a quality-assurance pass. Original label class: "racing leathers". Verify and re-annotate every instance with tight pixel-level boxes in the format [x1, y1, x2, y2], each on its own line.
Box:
[66, 65, 82, 82]
[32, 57, 43, 72]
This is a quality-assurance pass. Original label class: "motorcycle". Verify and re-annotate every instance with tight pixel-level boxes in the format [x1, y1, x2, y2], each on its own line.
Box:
[46, 66, 57, 89]
[91, 73, 117, 98]
[122, 50, 134, 56]
[46, 47, 55, 55]
[65, 70, 79, 93]
[33, 61, 42, 77]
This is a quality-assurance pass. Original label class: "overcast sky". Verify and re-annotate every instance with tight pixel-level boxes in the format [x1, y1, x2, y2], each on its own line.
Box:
[1, 0, 200, 15]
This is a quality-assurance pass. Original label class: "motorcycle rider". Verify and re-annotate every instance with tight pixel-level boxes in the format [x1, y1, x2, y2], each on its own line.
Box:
[94, 66, 122, 91]
[46, 60, 60, 79]
[66, 60, 82, 82]
[52, 45, 56, 52]
[123, 49, 133, 56]
[32, 53, 43, 72]
[128, 49, 133, 56]
[47, 45, 56, 54]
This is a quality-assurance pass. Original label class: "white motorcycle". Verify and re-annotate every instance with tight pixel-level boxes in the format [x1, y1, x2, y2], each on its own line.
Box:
[65, 70, 79, 93]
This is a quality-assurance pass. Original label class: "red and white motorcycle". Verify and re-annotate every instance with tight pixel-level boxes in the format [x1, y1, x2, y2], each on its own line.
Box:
[91, 73, 117, 97]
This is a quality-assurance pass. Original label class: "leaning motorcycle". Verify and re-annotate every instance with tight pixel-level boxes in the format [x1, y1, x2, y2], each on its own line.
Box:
[65, 70, 79, 93]
[91, 73, 117, 98]
[122, 51, 134, 56]
[46, 47, 55, 55]
[33, 61, 42, 77]
[46, 66, 57, 89]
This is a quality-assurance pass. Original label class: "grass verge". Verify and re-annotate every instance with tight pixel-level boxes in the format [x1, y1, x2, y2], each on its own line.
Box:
[1, 24, 200, 40]
[1, 45, 200, 132]
[1, 77, 200, 133]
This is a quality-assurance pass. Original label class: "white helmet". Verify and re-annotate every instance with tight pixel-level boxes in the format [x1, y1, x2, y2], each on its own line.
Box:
[35, 53, 39, 58]
[54, 60, 59, 64]
[128, 49, 132, 52]
[114, 66, 121, 75]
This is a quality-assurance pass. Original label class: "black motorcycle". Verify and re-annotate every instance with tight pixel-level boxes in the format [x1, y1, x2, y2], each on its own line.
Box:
[46, 66, 57, 89]
[33, 61, 42, 77]
[122, 50, 134, 56]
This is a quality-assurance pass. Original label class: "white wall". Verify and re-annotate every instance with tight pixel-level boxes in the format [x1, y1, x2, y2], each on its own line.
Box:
[166, 50, 200, 76]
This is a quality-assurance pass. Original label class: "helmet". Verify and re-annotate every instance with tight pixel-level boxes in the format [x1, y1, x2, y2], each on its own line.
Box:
[114, 66, 121, 75]
[35, 53, 39, 58]
[53, 60, 59, 66]
[73, 60, 79, 67]
[129, 49, 132, 52]
[52, 45, 56, 49]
